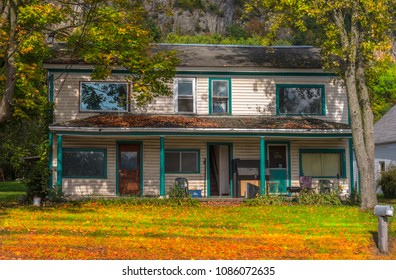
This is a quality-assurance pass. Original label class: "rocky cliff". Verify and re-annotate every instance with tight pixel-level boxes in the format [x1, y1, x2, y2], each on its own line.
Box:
[143, 0, 244, 36]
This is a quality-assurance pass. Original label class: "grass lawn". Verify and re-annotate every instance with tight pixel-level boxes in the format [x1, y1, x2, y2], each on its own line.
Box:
[0, 182, 395, 260]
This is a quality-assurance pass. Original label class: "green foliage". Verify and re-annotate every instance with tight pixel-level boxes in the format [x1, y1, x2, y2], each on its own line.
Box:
[164, 33, 264, 45]
[367, 62, 396, 122]
[23, 159, 49, 201]
[79, 197, 200, 207]
[243, 195, 285, 206]
[299, 193, 343, 205]
[167, 184, 189, 198]
[377, 167, 396, 198]
[47, 184, 65, 203]
[174, 0, 205, 12]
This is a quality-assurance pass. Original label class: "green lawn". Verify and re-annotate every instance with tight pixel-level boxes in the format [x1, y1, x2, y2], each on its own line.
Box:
[0, 182, 394, 260]
[0, 181, 26, 202]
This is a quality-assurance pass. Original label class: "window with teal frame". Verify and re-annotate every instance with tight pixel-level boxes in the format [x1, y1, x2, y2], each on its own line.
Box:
[299, 149, 346, 178]
[276, 84, 325, 116]
[209, 78, 232, 114]
[165, 150, 200, 173]
[63, 148, 107, 178]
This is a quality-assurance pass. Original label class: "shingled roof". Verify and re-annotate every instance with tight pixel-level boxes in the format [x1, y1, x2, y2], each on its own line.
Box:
[374, 104, 396, 144]
[54, 114, 349, 131]
[46, 43, 323, 69]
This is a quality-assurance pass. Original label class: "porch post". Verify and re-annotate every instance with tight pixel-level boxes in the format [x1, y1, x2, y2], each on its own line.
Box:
[159, 136, 165, 197]
[260, 136, 266, 196]
[48, 132, 53, 188]
[56, 135, 63, 187]
[349, 139, 354, 195]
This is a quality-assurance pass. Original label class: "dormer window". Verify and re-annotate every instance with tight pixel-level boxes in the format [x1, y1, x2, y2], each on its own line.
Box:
[174, 78, 196, 114]
[80, 82, 128, 112]
[276, 84, 325, 116]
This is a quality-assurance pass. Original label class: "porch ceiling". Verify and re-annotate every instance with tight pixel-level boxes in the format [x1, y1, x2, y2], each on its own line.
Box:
[50, 114, 351, 136]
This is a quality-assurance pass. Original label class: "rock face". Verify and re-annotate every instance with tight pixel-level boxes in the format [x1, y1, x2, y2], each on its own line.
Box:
[143, 0, 242, 35]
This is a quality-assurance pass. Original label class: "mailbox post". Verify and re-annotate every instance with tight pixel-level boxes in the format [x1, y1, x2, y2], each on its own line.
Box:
[374, 205, 394, 254]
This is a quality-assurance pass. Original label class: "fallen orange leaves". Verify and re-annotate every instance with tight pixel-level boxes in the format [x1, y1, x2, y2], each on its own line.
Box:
[0, 203, 394, 260]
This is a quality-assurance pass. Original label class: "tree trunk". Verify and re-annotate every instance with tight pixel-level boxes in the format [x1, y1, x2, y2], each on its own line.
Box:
[0, 0, 17, 124]
[345, 64, 378, 210]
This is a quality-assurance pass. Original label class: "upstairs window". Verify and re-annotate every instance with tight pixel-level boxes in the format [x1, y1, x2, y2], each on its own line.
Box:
[174, 78, 196, 114]
[209, 78, 232, 114]
[276, 84, 325, 115]
[80, 82, 128, 112]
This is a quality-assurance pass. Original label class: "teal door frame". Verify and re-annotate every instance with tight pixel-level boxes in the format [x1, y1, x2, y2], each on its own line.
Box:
[266, 142, 291, 194]
[116, 141, 144, 196]
[206, 142, 233, 197]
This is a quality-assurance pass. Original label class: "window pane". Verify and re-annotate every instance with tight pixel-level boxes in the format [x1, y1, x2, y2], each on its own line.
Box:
[301, 152, 341, 177]
[178, 98, 194, 112]
[181, 152, 198, 172]
[213, 98, 228, 113]
[269, 146, 287, 168]
[120, 151, 137, 170]
[165, 152, 180, 172]
[80, 82, 128, 111]
[178, 81, 193, 96]
[278, 86, 322, 115]
[213, 80, 229, 97]
[63, 150, 105, 177]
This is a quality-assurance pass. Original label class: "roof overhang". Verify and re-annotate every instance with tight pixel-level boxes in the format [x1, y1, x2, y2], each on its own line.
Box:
[49, 125, 352, 138]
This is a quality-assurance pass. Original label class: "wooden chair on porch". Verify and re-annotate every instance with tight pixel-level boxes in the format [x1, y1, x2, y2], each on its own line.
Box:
[299, 176, 314, 193]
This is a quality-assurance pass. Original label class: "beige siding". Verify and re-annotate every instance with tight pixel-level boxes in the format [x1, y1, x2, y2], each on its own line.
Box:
[53, 73, 348, 124]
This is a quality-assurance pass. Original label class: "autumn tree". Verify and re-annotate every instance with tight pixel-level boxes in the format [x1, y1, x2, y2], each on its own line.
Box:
[0, 0, 178, 123]
[247, 0, 395, 209]
[0, 0, 178, 180]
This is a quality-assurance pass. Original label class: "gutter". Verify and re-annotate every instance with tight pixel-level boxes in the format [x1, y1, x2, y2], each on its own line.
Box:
[49, 125, 352, 137]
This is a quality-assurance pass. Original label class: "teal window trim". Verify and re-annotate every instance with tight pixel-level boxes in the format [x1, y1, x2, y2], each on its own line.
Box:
[56, 135, 62, 186]
[209, 78, 232, 115]
[299, 148, 346, 178]
[276, 84, 326, 116]
[79, 81, 129, 113]
[260, 137, 266, 195]
[115, 141, 144, 197]
[62, 148, 107, 179]
[165, 149, 201, 174]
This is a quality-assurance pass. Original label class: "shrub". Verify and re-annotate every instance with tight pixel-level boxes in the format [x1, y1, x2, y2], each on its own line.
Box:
[23, 159, 49, 202]
[377, 167, 396, 198]
[299, 193, 343, 205]
[244, 195, 286, 206]
[167, 184, 189, 198]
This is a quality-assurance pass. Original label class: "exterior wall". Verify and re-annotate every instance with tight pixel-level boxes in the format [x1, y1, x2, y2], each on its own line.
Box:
[51, 135, 351, 197]
[52, 72, 348, 125]
[374, 142, 396, 181]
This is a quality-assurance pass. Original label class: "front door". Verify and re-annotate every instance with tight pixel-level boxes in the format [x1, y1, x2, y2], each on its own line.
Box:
[118, 144, 140, 196]
[267, 145, 288, 194]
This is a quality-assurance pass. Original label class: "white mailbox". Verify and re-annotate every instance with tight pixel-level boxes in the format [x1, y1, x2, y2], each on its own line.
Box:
[374, 205, 394, 217]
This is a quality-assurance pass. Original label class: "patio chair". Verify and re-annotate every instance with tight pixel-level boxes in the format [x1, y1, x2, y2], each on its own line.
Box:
[175, 177, 189, 197]
[319, 179, 334, 193]
[299, 176, 314, 193]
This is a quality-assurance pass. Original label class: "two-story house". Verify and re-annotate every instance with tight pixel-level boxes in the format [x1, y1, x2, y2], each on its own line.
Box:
[46, 44, 354, 198]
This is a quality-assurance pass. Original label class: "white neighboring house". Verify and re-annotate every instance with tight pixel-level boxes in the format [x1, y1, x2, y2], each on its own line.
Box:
[374, 104, 396, 182]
